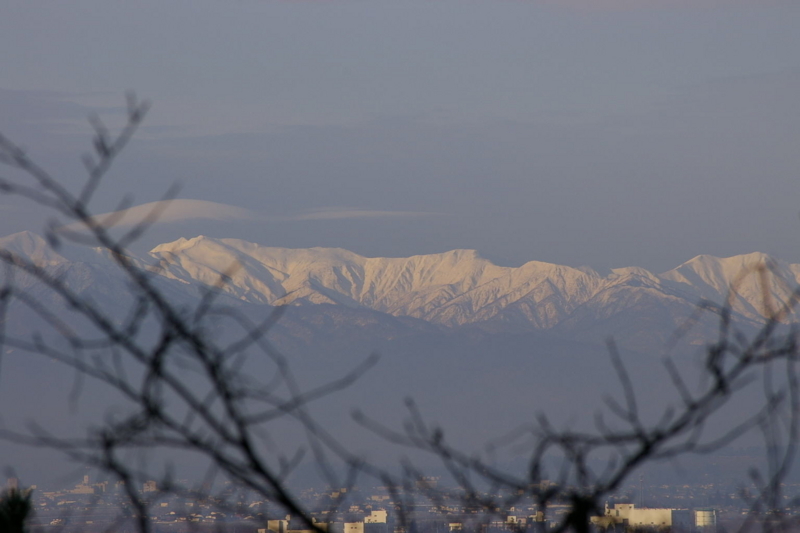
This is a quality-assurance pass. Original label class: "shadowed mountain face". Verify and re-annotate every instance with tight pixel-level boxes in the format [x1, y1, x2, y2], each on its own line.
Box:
[0, 231, 794, 484]
[151, 236, 798, 322]
[2, 231, 797, 352]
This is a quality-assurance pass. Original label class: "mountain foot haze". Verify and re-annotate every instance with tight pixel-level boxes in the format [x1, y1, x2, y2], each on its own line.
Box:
[2, 230, 798, 353]
[0, 228, 795, 503]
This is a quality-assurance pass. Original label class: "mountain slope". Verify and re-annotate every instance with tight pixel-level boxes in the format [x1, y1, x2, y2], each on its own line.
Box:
[2, 231, 797, 350]
[148, 235, 800, 336]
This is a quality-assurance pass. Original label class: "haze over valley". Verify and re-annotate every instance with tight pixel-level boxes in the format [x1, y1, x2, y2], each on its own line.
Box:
[5, 230, 796, 349]
[2, 2, 800, 526]
[1, 229, 794, 485]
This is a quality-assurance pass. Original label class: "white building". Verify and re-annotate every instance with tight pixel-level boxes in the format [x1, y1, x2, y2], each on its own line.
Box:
[694, 508, 717, 529]
[593, 503, 692, 531]
[365, 510, 388, 523]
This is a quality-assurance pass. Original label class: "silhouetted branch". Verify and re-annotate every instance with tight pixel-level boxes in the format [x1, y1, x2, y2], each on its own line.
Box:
[1, 98, 800, 533]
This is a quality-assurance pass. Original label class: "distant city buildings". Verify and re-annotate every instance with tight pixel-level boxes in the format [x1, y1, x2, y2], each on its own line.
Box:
[592, 503, 717, 531]
[5, 474, 761, 533]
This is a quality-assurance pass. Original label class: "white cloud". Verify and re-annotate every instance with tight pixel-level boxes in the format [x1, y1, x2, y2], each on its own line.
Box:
[288, 207, 442, 221]
[541, 0, 787, 11]
[58, 200, 441, 231]
[58, 199, 264, 231]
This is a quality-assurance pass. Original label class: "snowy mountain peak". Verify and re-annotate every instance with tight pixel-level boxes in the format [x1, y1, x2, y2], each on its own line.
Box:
[0, 231, 51, 254]
[150, 234, 212, 254]
[142, 236, 800, 329]
[6, 232, 800, 338]
[0, 231, 110, 266]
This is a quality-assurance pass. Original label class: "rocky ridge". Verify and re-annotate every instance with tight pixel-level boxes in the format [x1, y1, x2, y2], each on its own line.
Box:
[149, 235, 800, 330]
[3, 231, 798, 349]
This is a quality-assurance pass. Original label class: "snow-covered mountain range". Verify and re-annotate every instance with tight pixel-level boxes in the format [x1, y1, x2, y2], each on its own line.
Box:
[3, 231, 799, 350]
[150, 235, 799, 325]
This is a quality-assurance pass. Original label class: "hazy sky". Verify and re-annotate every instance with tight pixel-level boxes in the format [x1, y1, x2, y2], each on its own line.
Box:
[2, 0, 800, 272]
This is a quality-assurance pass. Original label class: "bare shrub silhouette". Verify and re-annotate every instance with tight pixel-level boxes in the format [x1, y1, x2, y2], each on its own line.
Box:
[0, 487, 33, 533]
[0, 98, 799, 533]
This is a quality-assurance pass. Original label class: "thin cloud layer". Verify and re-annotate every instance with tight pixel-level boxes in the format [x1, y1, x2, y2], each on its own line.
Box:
[290, 207, 441, 221]
[541, 0, 783, 11]
[58, 200, 440, 231]
[59, 200, 263, 231]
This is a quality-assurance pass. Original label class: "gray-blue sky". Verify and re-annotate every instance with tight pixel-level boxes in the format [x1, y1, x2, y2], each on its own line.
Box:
[2, 0, 800, 272]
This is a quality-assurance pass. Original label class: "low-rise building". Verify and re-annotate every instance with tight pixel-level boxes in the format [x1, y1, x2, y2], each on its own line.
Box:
[592, 503, 692, 531]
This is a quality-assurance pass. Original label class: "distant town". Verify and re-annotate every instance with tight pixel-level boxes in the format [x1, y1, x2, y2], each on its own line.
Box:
[12, 473, 800, 532]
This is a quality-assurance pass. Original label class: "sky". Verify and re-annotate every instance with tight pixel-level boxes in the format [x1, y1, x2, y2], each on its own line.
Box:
[2, 0, 800, 272]
[2, 0, 800, 488]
